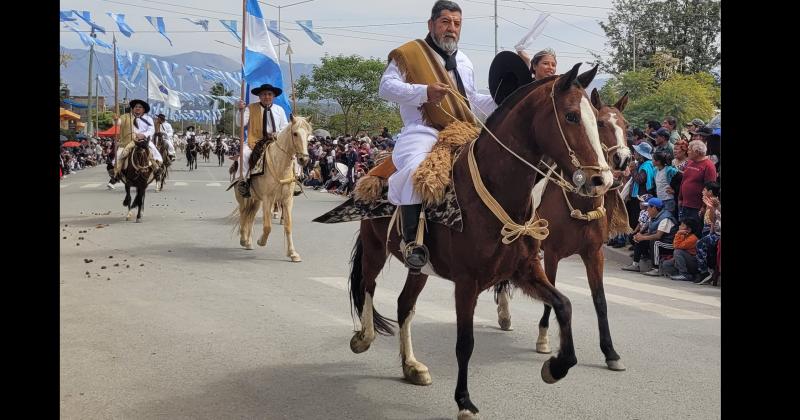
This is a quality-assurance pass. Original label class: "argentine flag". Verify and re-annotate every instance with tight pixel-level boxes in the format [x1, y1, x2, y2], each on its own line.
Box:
[245, 0, 291, 116]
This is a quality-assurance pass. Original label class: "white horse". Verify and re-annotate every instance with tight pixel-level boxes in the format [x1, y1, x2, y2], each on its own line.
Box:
[232, 116, 313, 262]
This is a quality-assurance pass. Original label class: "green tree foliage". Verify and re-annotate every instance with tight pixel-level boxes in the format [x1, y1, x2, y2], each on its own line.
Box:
[596, 0, 720, 74]
[209, 82, 234, 134]
[616, 73, 717, 129]
[89, 110, 115, 130]
[295, 54, 396, 135]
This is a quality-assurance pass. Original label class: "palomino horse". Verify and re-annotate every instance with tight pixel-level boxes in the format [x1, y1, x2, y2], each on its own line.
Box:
[154, 133, 171, 192]
[185, 141, 198, 171]
[493, 89, 631, 372]
[118, 138, 157, 222]
[232, 116, 312, 262]
[347, 64, 611, 418]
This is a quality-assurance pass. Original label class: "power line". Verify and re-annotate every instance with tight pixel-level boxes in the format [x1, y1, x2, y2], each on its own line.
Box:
[500, 1, 606, 38]
[132, 0, 238, 16]
[501, 1, 613, 11]
[499, 15, 605, 55]
[464, 0, 606, 19]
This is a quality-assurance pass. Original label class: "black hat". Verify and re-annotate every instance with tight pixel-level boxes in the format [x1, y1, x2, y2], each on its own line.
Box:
[156, 113, 166, 119]
[185, 126, 195, 131]
[250, 83, 283, 97]
[690, 126, 713, 137]
[129, 99, 150, 113]
[488, 51, 534, 105]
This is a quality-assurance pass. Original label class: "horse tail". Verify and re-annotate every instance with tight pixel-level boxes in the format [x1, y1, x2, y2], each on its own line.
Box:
[493, 280, 514, 304]
[229, 197, 260, 234]
[349, 234, 395, 336]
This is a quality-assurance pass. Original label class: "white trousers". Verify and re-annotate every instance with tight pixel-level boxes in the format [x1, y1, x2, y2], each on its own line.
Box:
[240, 143, 252, 178]
[387, 125, 439, 205]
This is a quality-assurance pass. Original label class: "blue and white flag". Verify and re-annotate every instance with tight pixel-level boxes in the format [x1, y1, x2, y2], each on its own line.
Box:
[94, 36, 113, 49]
[245, 0, 291, 115]
[183, 18, 209, 31]
[148, 71, 182, 109]
[107, 13, 134, 37]
[72, 10, 106, 34]
[177, 74, 184, 91]
[225, 72, 242, 89]
[60, 10, 77, 22]
[128, 54, 146, 85]
[68, 27, 111, 49]
[219, 20, 241, 42]
[115, 48, 130, 77]
[160, 60, 177, 88]
[145, 16, 173, 46]
[295, 20, 323, 45]
[268, 20, 291, 44]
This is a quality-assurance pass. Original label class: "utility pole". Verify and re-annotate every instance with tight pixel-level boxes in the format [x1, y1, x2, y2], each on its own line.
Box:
[86, 29, 97, 135]
[95, 75, 99, 135]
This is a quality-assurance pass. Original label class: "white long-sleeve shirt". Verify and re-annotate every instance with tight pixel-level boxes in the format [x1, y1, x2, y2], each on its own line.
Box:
[242, 103, 289, 134]
[115, 114, 155, 140]
[378, 49, 497, 129]
[159, 121, 174, 140]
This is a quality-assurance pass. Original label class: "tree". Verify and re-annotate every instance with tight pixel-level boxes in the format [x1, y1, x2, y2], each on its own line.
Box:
[295, 54, 392, 135]
[209, 82, 233, 133]
[599, 68, 658, 105]
[596, 0, 720, 74]
[620, 73, 718, 129]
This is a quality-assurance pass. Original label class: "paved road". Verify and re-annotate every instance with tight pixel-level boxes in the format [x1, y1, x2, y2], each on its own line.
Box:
[60, 160, 720, 419]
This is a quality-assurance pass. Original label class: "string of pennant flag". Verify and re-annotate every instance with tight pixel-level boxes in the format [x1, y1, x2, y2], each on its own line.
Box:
[60, 10, 322, 47]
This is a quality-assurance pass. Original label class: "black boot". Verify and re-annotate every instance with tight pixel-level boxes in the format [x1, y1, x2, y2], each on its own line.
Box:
[237, 178, 252, 198]
[400, 204, 428, 272]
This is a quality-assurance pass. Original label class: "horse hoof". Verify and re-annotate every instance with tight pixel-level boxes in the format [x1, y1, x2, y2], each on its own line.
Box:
[257, 237, 267, 247]
[457, 409, 479, 420]
[350, 333, 371, 354]
[403, 363, 432, 386]
[535, 342, 551, 354]
[245, 243, 254, 250]
[498, 317, 513, 331]
[240, 239, 247, 247]
[135, 218, 142, 223]
[126, 212, 132, 221]
[606, 359, 626, 371]
[290, 255, 302, 263]
[541, 358, 560, 384]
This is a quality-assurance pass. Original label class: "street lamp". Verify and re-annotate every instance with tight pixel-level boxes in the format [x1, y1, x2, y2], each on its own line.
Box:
[261, 0, 315, 62]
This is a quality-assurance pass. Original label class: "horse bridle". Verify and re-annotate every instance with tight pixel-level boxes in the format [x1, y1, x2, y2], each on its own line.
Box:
[548, 81, 610, 190]
[269, 122, 310, 161]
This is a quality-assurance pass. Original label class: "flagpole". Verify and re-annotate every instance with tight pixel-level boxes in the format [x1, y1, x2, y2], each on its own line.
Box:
[286, 43, 297, 111]
[238, 0, 247, 180]
[113, 35, 120, 157]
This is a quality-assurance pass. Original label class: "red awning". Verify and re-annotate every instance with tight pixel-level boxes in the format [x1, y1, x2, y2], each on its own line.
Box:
[96, 125, 119, 136]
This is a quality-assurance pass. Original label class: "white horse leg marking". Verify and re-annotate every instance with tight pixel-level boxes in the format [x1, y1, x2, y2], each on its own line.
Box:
[400, 306, 432, 385]
[497, 289, 513, 331]
[283, 197, 301, 262]
[580, 97, 613, 187]
[536, 325, 551, 354]
[350, 293, 376, 353]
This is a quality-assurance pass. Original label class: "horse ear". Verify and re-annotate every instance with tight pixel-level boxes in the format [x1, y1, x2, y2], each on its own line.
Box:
[613, 91, 629, 112]
[558, 62, 582, 92]
[590, 88, 604, 110]
[290, 114, 295, 124]
[576, 64, 599, 89]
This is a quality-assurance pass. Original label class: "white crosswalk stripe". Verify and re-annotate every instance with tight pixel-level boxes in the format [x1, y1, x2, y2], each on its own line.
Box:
[174, 182, 188, 186]
[79, 183, 101, 189]
[206, 183, 221, 187]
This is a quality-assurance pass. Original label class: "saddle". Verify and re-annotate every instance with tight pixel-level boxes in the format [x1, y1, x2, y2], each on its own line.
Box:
[248, 134, 277, 177]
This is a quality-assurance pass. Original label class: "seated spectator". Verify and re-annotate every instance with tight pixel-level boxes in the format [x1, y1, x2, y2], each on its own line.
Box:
[695, 181, 721, 285]
[661, 218, 701, 281]
[622, 197, 677, 273]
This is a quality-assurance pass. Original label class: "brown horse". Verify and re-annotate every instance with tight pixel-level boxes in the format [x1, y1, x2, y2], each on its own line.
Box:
[494, 89, 631, 372]
[347, 64, 611, 418]
[118, 138, 156, 222]
[201, 142, 211, 162]
[154, 133, 171, 192]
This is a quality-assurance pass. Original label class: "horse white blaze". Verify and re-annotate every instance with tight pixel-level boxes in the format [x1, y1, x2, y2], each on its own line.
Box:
[608, 112, 631, 164]
[579, 97, 613, 187]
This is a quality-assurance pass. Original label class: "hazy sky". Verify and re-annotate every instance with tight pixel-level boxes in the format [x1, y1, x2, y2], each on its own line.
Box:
[61, 0, 616, 90]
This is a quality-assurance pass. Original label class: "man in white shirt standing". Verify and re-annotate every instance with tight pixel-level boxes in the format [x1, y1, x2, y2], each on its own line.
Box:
[155, 113, 176, 161]
[378, 0, 497, 271]
[234, 83, 289, 198]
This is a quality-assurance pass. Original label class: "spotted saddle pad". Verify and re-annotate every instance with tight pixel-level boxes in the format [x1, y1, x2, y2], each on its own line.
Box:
[312, 183, 464, 231]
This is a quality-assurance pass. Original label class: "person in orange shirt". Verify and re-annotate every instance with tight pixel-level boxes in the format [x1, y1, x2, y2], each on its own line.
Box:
[665, 218, 700, 281]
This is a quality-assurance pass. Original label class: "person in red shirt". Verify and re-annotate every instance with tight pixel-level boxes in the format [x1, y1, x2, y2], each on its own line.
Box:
[677, 140, 716, 226]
